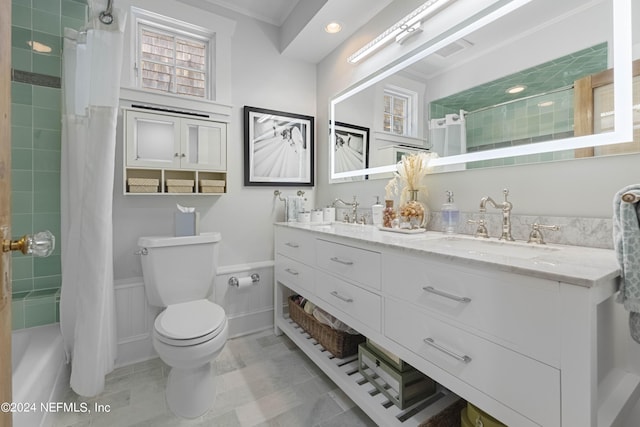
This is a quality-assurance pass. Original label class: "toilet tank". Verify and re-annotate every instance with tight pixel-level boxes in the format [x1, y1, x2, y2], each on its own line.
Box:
[137, 232, 221, 307]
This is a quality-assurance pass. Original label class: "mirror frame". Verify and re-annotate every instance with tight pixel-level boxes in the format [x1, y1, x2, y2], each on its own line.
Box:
[329, 0, 633, 180]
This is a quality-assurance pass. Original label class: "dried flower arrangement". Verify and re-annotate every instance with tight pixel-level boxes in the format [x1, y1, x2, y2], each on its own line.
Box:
[385, 152, 438, 206]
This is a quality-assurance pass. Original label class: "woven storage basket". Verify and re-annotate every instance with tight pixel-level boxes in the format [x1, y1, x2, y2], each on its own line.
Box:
[288, 296, 364, 358]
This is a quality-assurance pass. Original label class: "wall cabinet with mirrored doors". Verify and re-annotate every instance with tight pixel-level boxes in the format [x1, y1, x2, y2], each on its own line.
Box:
[123, 108, 227, 195]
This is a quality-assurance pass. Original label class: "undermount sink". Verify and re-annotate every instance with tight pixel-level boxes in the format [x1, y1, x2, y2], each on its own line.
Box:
[430, 235, 561, 259]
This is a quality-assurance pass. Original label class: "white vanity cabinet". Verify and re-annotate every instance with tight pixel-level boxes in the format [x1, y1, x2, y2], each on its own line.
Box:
[274, 223, 640, 427]
[123, 108, 227, 194]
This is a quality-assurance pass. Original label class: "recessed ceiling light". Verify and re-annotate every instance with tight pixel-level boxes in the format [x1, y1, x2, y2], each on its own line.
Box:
[325, 22, 342, 34]
[27, 40, 52, 53]
[506, 85, 527, 94]
[537, 101, 554, 107]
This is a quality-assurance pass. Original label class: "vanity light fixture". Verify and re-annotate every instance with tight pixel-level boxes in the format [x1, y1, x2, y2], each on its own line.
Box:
[537, 101, 554, 107]
[325, 22, 342, 34]
[395, 22, 422, 44]
[506, 85, 526, 94]
[347, 0, 454, 64]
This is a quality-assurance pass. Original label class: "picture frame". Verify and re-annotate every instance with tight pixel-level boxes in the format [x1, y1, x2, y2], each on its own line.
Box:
[331, 121, 370, 181]
[244, 106, 314, 186]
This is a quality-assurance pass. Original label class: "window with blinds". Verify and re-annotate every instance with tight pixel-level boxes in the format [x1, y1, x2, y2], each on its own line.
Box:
[138, 25, 209, 98]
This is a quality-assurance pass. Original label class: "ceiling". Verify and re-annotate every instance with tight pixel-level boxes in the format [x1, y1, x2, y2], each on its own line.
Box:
[182, 0, 394, 63]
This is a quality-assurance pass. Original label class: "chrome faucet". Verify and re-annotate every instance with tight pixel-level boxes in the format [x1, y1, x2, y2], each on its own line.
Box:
[479, 189, 514, 241]
[333, 196, 359, 223]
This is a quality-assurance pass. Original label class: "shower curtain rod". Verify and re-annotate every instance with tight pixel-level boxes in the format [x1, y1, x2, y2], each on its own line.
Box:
[460, 83, 575, 116]
[99, 0, 114, 25]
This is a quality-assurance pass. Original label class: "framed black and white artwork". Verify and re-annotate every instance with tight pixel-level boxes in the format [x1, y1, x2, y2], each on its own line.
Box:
[244, 106, 314, 186]
[332, 121, 369, 181]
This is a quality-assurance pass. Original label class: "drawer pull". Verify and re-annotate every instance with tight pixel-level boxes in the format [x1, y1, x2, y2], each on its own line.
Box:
[423, 338, 472, 363]
[330, 291, 353, 303]
[422, 286, 471, 303]
[284, 268, 299, 276]
[330, 257, 354, 266]
[285, 242, 299, 248]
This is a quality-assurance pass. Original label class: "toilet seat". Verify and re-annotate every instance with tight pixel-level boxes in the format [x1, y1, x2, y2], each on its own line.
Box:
[154, 299, 227, 347]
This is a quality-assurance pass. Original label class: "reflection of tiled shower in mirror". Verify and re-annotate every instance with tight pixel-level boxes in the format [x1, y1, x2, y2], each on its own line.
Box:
[429, 111, 467, 172]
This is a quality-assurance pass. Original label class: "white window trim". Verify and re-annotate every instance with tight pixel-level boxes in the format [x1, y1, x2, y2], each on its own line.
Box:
[384, 84, 419, 137]
[131, 7, 216, 100]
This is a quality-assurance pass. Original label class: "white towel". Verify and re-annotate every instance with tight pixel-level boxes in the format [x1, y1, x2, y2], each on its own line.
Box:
[613, 184, 640, 343]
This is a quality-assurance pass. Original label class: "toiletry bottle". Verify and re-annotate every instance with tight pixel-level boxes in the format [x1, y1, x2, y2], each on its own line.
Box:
[371, 196, 384, 227]
[442, 190, 460, 235]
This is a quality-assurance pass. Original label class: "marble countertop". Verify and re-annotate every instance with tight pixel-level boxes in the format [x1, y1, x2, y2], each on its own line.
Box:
[275, 222, 621, 288]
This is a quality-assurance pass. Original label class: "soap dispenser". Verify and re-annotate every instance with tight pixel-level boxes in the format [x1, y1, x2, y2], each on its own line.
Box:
[371, 196, 384, 227]
[442, 190, 460, 235]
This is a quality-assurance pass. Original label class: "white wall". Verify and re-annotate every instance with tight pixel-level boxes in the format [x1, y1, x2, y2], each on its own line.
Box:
[112, 1, 317, 281]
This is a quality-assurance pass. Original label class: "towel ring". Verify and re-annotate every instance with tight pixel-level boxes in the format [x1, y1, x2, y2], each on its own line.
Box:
[622, 192, 640, 203]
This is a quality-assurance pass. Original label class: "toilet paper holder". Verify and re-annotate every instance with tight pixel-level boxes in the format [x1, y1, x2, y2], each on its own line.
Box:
[228, 273, 260, 287]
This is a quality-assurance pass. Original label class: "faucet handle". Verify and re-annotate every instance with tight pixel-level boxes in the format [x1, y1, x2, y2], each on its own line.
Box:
[467, 219, 489, 238]
[527, 223, 559, 244]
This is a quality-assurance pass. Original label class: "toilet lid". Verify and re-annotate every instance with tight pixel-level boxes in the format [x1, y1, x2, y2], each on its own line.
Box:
[155, 299, 226, 340]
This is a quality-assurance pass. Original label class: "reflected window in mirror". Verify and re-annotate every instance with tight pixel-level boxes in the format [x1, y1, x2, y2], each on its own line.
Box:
[384, 87, 415, 136]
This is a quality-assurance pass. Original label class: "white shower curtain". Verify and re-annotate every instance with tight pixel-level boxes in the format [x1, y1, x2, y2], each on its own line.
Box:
[60, 5, 126, 397]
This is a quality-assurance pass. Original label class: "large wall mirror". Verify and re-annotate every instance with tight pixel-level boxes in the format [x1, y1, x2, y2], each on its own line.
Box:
[330, 0, 635, 182]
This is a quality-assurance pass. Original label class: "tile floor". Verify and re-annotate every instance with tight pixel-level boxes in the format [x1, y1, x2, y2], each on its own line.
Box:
[51, 329, 378, 427]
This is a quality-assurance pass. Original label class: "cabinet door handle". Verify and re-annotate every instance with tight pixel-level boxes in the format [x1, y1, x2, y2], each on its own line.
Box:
[181, 153, 186, 158]
[330, 291, 353, 303]
[423, 338, 472, 363]
[285, 242, 299, 248]
[174, 152, 179, 157]
[422, 286, 471, 303]
[330, 257, 353, 266]
[284, 268, 299, 276]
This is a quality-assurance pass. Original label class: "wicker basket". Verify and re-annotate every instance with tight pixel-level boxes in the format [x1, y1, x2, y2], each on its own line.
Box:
[288, 296, 365, 358]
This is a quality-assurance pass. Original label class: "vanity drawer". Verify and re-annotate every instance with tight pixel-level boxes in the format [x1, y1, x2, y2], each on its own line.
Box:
[275, 254, 315, 295]
[385, 298, 560, 427]
[316, 270, 381, 333]
[275, 227, 316, 265]
[383, 252, 560, 366]
[316, 239, 381, 290]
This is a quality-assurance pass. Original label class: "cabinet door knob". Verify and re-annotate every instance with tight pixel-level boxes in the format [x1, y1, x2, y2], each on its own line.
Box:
[174, 152, 179, 157]
[181, 153, 186, 158]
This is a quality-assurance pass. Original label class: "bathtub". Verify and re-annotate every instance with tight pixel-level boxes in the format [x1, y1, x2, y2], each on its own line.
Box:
[11, 323, 69, 427]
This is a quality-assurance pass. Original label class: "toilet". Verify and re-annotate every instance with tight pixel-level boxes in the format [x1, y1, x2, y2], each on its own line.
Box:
[137, 232, 228, 419]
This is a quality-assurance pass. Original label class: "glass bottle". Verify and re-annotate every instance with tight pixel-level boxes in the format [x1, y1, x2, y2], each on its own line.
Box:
[382, 200, 396, 228]
[399, 189, 427, 229]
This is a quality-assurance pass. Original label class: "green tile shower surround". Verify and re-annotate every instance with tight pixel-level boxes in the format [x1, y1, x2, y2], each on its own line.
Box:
[430, 43, 608, 168]
[10, 0, 86, 330]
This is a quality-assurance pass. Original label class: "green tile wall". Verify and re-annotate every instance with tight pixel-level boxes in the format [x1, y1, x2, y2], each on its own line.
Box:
[10, 0, 86, 330]
[429, 43, 609, 169]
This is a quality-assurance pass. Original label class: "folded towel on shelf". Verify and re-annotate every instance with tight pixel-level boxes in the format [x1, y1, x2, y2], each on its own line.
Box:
[613, 184, 640, 343]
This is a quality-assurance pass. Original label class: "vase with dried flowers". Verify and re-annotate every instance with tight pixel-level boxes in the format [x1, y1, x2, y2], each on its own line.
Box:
[384, 152, 438, 229]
